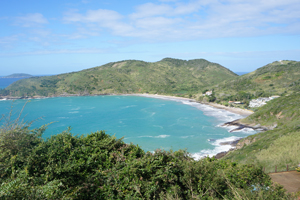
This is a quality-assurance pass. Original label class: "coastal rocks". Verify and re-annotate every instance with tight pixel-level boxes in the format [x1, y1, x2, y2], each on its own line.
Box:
[215, 137, 258, 158]
[219, 139, 242, 146]
[215, 139, 241, 159]
[235, 138, 256, 149]
[221, 119, 268, 132]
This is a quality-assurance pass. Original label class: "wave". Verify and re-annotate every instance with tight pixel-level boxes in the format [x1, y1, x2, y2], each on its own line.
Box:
[180, 135, 194, 139]
[134, 94, 242, 124]
[138, 135, 170, 138]
[69, 111, 79, 114]
[121, 105, 137, 109]
[181, 101, 241, 123]
[71, 107, 81, 111]
[153, 125, 163, 129]
[191, 136, 241, 160]
[218, 124, 256, 134]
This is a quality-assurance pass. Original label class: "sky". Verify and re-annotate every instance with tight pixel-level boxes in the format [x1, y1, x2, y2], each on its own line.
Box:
[0, 0, 299, 75]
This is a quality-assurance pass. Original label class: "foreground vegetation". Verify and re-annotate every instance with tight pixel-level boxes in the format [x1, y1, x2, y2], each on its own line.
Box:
[224, 93, 300, 173]
[0, 111, 295, 199]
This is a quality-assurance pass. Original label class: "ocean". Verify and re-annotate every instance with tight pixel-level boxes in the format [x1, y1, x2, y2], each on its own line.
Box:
[0, 77, 26, 89]
[0, 95, 256, 159]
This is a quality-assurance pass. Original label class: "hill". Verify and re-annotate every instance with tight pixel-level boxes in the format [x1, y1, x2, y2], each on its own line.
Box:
[2, 58, 237, 97]
[1, 73, 33, 78]
[223, 93, 300, 173]
[201, 60, 300, 105]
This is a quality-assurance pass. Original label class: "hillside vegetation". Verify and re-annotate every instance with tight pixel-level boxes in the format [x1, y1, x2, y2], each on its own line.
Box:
[202, 60, 300, 105]
[223, 93, 300, 173]
[3, 58, 237, 97]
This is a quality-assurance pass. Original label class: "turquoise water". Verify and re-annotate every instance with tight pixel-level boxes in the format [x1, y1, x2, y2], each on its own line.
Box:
[0, 95, 255, 158]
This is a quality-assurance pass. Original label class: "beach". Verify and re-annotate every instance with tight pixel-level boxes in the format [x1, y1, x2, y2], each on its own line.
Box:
[131, 93, 254, 116]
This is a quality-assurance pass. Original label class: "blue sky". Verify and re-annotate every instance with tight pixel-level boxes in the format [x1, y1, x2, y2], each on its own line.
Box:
[0, 0, 299, 75]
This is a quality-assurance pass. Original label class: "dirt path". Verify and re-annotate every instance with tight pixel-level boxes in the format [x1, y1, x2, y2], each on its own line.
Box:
[269, 171, 300, 193]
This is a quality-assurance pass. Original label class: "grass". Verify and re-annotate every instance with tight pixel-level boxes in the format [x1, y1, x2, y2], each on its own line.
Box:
[223, 93, 300, 173]
[207, 60, 300, 103]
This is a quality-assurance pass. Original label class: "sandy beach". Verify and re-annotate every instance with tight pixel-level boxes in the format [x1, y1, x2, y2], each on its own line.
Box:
[205, 102, 254, 116]
[130, 93, 254, 116]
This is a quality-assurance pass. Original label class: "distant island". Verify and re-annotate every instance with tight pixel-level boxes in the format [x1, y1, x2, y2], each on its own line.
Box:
[1, 73, 33, 78]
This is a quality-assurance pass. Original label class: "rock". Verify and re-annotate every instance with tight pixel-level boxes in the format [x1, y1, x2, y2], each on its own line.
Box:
[221, 119, 268, 132]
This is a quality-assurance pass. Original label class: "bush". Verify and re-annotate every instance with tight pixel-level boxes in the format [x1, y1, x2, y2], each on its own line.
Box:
[0, 106, 294, 199]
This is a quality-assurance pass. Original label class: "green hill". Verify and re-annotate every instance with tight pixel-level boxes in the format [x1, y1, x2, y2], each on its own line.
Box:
[223, 93, 300, 173]
[2, 58, 237, 97]
[1, 73, 33, 78]
[203, 60, 300, 105]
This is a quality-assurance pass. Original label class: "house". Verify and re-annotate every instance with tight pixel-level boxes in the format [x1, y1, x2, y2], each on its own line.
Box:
[249, 96, 280, 108]
[205, 91, 212, 96]
[233, 101, 242, 104]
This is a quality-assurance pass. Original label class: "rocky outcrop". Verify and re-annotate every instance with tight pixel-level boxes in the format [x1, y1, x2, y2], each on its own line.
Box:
[235, 137, 256, 149]
[221, 119, 268, 132]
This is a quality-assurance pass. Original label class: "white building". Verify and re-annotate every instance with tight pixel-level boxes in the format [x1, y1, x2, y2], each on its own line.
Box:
[249, 96, 280, 108]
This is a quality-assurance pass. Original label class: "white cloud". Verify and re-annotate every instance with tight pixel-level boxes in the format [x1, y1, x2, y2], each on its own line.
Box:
[0, 48, 115, 57]
[62, 0, 300, 41]
[0, 35, 19, 45]
[130, 3, 172, 19]
[63, 9, 122, 23]
[15, 13, 48, 27]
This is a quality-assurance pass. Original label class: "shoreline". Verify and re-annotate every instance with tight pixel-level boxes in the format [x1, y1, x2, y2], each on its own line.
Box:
[204, 102, 253, 116]
[0, 93, 253, 116]
[0, 93, 255, 159]
[130, 93, 258, 160]
[129, 93, 254, 116]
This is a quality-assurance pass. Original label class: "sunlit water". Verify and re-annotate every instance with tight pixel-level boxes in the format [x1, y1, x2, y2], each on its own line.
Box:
[0, 95, 256, 159]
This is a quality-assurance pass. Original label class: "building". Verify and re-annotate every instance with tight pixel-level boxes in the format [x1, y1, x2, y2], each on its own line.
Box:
[249, 96, 280, 108]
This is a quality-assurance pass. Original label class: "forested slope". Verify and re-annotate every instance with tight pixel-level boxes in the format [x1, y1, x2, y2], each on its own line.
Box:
[2, 58, 237, 97]
[204, 60, 300, 104]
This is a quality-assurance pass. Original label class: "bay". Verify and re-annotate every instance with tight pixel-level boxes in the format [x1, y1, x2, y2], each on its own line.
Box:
[0, 95, 255, 159]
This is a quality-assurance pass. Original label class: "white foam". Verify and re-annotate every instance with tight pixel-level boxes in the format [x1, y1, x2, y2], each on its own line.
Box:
[71, 107, 80, 111]
[138, 135, 170, 138]
[155, 135, 170, 138]
[121, 105, 137, 109]
[153, 125, 163, 129]
[219, 124, 256, 133]
[150, 112, 156, 117]
[134, 94, 242, 124]
[128, 94, 257, 156]
[69, 111, 79, 114]
[191, 136, 242, 160]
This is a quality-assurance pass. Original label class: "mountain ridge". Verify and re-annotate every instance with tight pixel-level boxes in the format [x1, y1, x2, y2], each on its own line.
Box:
[1, 58, 237, 97]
